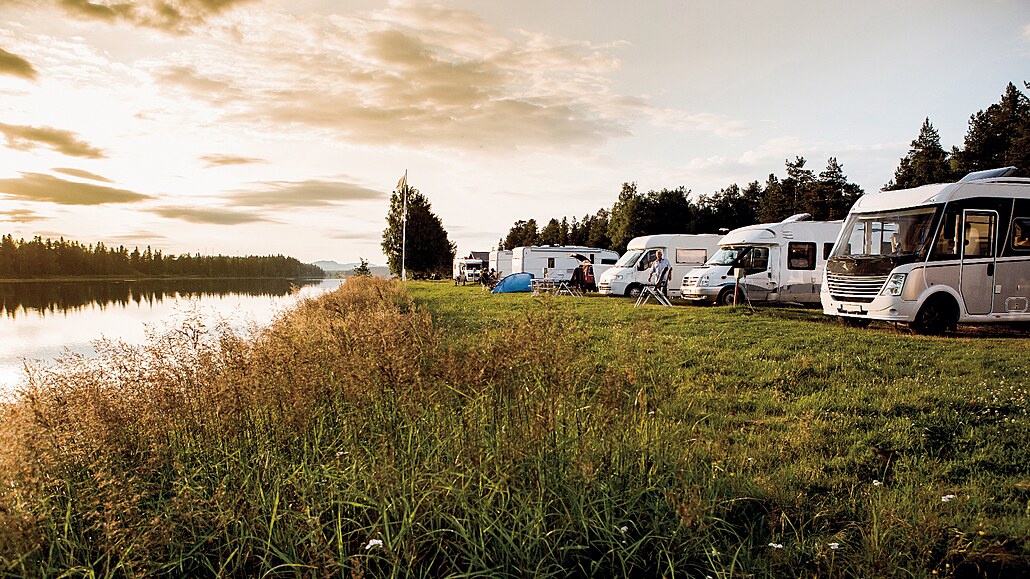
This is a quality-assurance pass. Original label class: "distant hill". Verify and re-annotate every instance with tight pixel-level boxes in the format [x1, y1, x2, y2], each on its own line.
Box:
[313, 260, 391, 278]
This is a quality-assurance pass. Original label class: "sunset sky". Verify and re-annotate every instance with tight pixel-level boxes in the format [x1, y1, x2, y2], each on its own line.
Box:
[1, 0, 1028, 265]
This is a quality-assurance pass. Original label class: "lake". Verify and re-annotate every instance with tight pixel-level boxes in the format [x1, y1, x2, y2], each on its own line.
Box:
[0, 278, 344, 397]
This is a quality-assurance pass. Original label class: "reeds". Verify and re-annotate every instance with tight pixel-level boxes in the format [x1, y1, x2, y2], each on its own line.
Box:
[0, 277, 1027, 577]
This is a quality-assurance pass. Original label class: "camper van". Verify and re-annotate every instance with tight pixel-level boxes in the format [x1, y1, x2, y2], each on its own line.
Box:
[452, 257, 483, 284]
[511, 246, 620, 282]
[681, 215, 842, 306]
[822, 167, 1030, 334]
[489, 249, 513, 278]
[598, 234, 723, 298]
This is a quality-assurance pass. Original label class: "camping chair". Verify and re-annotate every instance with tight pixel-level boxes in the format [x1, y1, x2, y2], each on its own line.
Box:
[634, 266, 672, 307]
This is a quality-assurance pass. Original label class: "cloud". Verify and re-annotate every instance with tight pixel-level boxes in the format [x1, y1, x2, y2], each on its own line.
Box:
[228, 179, 384, 208]
[650, 110, 750, 138]
[0, 48, 37, 80]
[200, 153, 265, 167]
[151, 205, 270, 225]
[0, 172, 151, 204]
[0, 208, 46, 223]
[52, 167, 114, 182]
[51, 0, 258, 33]
[0, 123, 105, 158]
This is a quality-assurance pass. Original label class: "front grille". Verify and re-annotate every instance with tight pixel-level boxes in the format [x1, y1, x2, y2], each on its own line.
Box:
[826, 273, 888, 303]
[683, 275, 699, 287]
[598, 282, 611, 292]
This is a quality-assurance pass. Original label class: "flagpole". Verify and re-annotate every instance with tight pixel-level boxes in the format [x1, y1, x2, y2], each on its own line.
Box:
[401, 169, 408, 282]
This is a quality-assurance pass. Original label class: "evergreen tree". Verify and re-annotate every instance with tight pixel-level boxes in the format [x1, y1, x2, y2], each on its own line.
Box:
[814, 158, 864, 220]
[884, 118, 954, 190]
[607, 182, 645, 253]
[503, 219, 539, 249]
[382, 186, 456, 278]
[954, 82, 1030, 174]
[538, 218, 563, 245]
[352, 258, 372, 277]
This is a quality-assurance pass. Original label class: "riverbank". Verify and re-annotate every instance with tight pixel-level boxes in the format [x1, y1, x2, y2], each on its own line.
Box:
[0, 277, 1026, 577]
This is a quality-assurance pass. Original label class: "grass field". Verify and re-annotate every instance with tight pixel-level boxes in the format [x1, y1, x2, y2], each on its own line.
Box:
[1, 277, 1027, 577]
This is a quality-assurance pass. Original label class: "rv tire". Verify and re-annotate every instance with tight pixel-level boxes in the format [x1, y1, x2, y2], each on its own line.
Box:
[626, 284, 642, 298]
[910, 294, 957, 335]
[717, 287, 740, 307]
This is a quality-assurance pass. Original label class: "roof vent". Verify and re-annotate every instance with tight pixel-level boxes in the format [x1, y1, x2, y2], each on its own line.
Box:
[959, 166, 1018, 182]
[781, 213, 812, 223]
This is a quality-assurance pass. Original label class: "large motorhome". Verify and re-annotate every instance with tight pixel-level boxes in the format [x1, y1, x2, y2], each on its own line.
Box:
[511, 246, 619, 281]
[452, 257, 483, 284]
[598, 234, 723, 298]
[822, 167, 1030, 334]
[681, 215, 842, 306]
[489, 249, 513, 277]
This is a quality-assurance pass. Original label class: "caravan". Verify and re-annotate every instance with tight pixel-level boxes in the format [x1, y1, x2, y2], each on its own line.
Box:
[598, 234, 722, 298]
[511, 246, 619, 282]
[489, 249, 513, 278]
[822, 167, 1030, 334]
[681, 215, 842, 306]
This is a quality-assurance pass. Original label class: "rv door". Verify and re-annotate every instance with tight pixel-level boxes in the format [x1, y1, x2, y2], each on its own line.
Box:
[739, 246, 777, 301]
[960, 210, 997, 315]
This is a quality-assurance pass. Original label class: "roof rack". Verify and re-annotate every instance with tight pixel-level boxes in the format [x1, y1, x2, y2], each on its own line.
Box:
[959, 166, 1018, 182]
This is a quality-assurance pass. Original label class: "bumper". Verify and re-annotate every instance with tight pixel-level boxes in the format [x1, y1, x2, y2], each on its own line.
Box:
[821, 294, 920, 323]
[680, 286, 721, 303]
[598, 280, 627, 296]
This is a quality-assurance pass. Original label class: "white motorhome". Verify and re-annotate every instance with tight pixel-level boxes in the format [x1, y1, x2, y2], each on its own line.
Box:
[511, 246, 619, 281]
[452, 257, 483, 284]
[681, 215, 842, 306]
[598, 234, 723, 298]
[822, 167, 1030, 334]
[489, 249, 513, 278]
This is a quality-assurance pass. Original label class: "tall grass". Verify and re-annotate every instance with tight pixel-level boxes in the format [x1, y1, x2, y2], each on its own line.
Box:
[0, 277, 1027, 577]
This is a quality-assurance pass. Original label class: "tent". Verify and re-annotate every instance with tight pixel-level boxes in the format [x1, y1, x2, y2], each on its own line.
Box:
[491, 272, 533, 293]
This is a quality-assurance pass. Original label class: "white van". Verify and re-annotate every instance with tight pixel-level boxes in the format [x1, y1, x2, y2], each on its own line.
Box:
[822, 167, 1030, 334]
[452, 257, 483, 284]
[598, 234, 722, 298]
[511, 246, 620, 281]
[681, 215, 842, 306]
[489, 249, 513, 278]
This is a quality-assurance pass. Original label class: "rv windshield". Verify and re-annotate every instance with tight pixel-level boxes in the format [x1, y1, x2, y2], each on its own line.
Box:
[832, 207, 939, 258]
[614, 249, 644, 268]
[706, 246, 744, 266]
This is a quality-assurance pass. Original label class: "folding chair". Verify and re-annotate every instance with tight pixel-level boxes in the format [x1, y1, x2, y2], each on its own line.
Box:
[634, 266, 671, 307]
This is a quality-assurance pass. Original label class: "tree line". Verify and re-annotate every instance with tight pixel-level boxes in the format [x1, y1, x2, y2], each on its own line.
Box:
[502, 82, 1030, 254]
[0, 234, 325, 279]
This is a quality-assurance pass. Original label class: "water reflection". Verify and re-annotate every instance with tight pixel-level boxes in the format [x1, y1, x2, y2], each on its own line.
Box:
[1, 278, 321, 317]
[0, 278, 342, 394]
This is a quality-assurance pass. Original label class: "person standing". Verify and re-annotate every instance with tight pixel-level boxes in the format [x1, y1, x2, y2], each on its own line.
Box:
[648, 250, 671, 296]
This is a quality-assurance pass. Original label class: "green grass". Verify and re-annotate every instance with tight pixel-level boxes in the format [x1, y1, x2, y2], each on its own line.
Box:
[0, 277, 1026, 577]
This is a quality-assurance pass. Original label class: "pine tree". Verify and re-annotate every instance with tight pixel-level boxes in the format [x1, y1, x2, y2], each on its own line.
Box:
[954, 82, 1030, 174]
[381, 186, 456, 278]
[885, 118, 953, 190]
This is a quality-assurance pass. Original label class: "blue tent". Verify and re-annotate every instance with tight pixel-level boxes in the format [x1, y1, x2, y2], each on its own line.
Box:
[492, 272, 533, 293]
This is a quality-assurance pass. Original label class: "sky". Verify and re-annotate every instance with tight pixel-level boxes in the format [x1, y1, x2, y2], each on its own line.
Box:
[0, 0, 1028, 266]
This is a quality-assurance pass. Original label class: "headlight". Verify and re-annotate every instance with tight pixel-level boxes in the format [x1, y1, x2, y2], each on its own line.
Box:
[881, 273, 907, 296]
[613, 273, 623, 281]
[698, 274, 710, 286]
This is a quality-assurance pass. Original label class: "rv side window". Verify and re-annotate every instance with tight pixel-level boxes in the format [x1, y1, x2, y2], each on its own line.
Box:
[787, 242, 816, 270]
[931, 208, 962, 261]
[601, 258, 617, 265]
[676, 248, 707, 264]
[962, 212, 995, 258]
[739, 247, 769, 272]
[547, 258, 555, 268]
[638, 250, 658, 271]
[823, 243, 834, 260]
[1010, 217, 1030, 251]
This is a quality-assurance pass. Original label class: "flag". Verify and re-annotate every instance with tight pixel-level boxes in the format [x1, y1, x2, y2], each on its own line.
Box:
[397, 174, 407, 191]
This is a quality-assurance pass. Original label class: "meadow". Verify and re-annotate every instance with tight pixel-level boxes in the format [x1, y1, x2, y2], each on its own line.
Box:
[0, 276, 1027, 578]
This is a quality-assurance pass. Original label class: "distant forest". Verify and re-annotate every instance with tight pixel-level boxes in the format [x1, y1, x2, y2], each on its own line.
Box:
[501, 82, 1030, 254]
[0, 235, 325, 279]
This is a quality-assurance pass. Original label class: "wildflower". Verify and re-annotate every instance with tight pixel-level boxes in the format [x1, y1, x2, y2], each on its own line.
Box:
[364, 538, 383, 550]
[872, 479, 882, 486]
[620, 525, 629, 534]
[768, 542, 783, 549]
[941, 494, 957, 502]
[828, 542, 840, 550]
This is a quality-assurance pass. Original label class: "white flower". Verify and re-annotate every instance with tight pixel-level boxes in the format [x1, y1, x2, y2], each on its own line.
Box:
[828, 542, 840, 550]
[364, 538, 383, 550]
[768, 542, 783, 549]
[872, 479, 883, 486]
[941, 494, 957, 502]
[619, 525, 629, 534]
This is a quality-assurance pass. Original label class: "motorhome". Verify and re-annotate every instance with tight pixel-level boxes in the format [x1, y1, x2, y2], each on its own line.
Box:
[511, 246, 619, 282]
[489, 249, 513, 278]
[452, 257, 483, 284]
[822, 167, 1030, 334]
[681, 215, 842, 306]
[598, 234, 723, 298]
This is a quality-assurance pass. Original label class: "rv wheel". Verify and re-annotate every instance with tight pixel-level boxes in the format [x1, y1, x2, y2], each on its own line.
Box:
[717, 287, 740, 307]
[626, 284, 642, 298]
[910, 295, 957, 335]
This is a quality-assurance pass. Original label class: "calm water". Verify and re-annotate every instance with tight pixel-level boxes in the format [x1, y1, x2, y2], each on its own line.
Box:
[0, 278, 344, 395]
